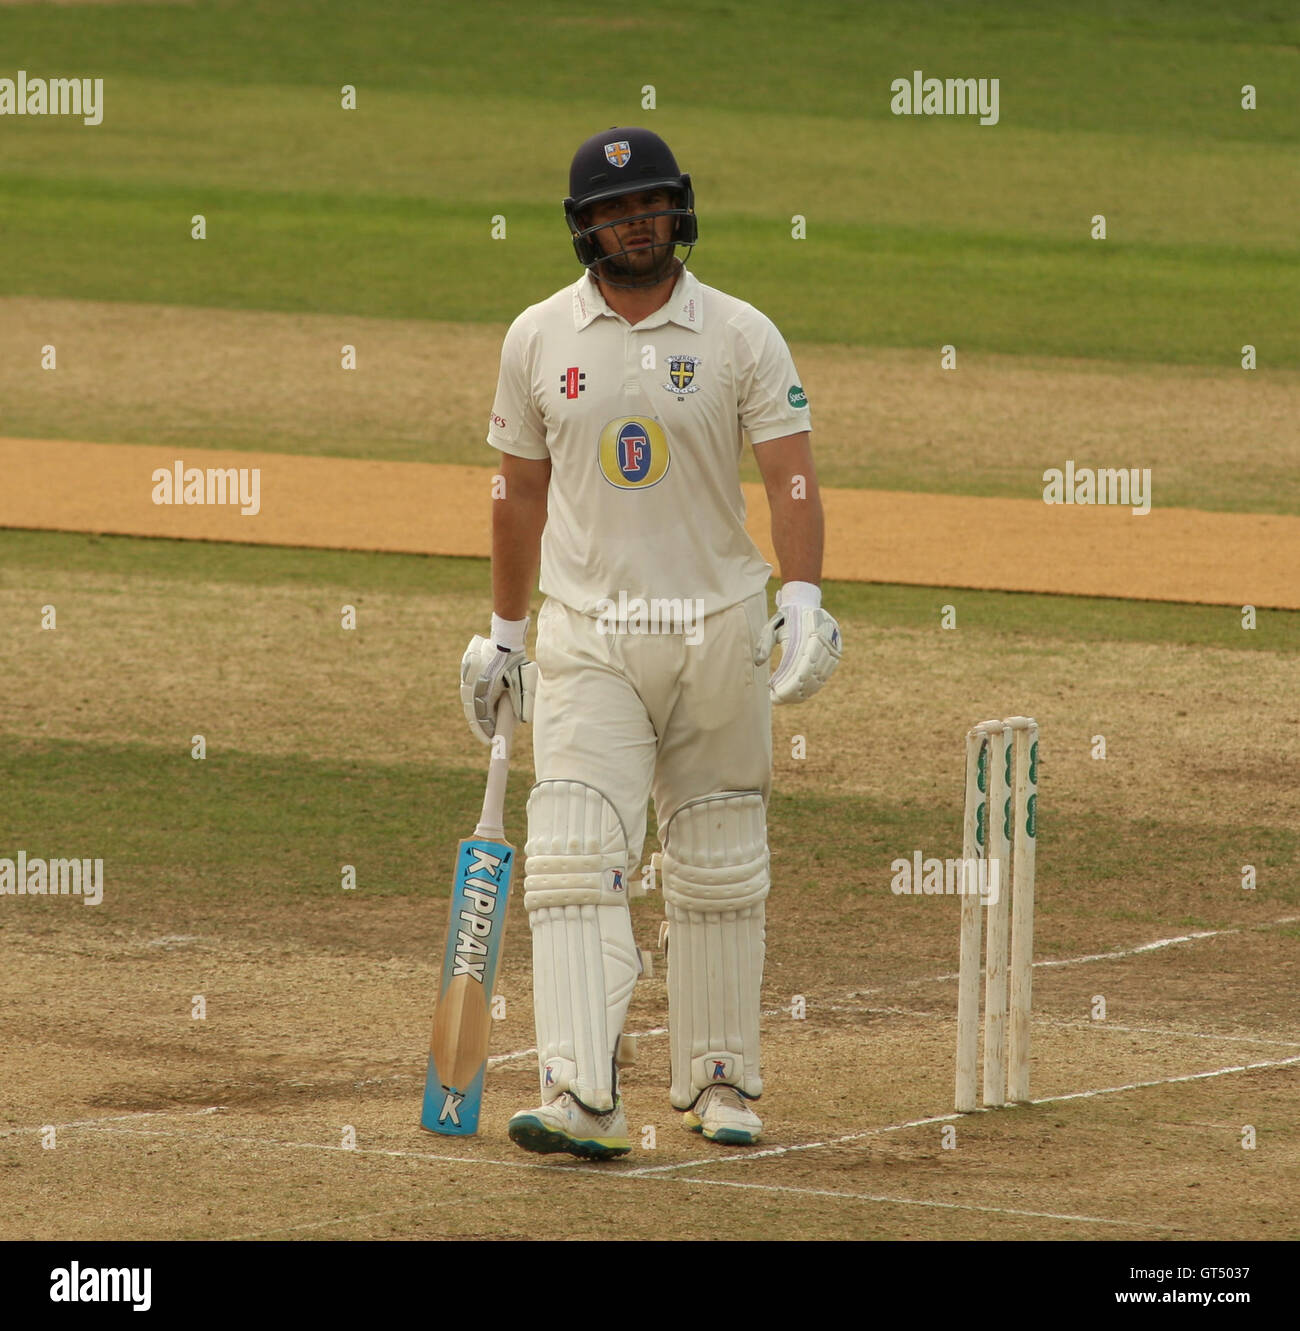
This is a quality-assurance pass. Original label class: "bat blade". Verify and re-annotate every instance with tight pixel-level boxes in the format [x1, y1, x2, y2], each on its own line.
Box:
[420, 832, 514, 1135]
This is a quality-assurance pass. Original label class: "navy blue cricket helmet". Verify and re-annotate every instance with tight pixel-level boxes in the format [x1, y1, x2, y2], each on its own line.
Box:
[564, 127, 697, 282]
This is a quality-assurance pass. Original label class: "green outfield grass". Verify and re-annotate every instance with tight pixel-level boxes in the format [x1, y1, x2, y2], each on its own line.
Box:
[4, 531, 1298, 650]
[2, 1, 1295, 137]
[0, 735, 469, 902]
[1, 2, 1296, 362]
[3, 173, 1293, 359]
[3, 733, 1294, 925]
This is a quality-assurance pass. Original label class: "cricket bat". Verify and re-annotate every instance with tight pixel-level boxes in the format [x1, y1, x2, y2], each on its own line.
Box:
[420, 696, 517, 1135]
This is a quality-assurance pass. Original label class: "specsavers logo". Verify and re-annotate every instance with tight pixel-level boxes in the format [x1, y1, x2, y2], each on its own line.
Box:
[598, 416, 670, 489]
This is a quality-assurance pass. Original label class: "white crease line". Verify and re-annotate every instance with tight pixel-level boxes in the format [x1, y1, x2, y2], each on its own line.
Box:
[850, 915, 1300, 997]
[1034, 931, 1220, 968]
[230, 1172, 1151, 1236]
[925, 932, 1229, 986]
[812, 1006, 1300, 1049]
[625, 1116, 958, 1176]
[1030, 1055, 1300, 1105]
[486, 1047, 537, 1067]
[820, 1003, 954, 1017]
[484, 916, 1300, 1068]
[1034, 1019, 1300, 1049]
[0, 1106, 221, 1138]
[22, 919, 1282, 1091]
[81, 1124, 606, 1174]
[80, 1122, 1154, 1234]
[488, 1026, 668, 1067]
[625, 1053, 1300, 1177]
[80, 1054, 1299, 1224]
[494, 982, 1300, 1071]
[654, 1177, 1164, 1229]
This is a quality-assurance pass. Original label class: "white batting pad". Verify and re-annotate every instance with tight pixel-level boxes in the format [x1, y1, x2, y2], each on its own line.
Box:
[524, 780, 637, 1112]
[661, 790, 769, 1108]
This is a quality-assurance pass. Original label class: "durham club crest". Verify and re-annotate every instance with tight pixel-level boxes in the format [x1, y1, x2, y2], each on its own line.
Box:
[604, 140, 631, 168]
[664, 355, 703, 395]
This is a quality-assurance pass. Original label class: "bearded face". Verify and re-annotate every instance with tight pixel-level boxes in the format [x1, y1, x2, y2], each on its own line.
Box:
[583, 188, 681, 287]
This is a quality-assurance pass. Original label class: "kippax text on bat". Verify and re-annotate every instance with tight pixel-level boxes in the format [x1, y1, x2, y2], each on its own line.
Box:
[453, 848, 507, 981]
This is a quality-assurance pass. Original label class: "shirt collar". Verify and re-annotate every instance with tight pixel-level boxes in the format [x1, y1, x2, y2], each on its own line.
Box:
[572, 267, 705, 332]
[662, 268, 704, 331]
[572, 272, 605, 330]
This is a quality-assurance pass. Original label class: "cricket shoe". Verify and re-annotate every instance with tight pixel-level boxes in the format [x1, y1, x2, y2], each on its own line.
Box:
[508, 1092, 631, 1161]
[683, 1085, 763, 1145]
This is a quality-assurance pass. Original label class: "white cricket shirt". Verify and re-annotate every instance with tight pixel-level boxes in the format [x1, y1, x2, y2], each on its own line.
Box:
[486, 267, 811, 619]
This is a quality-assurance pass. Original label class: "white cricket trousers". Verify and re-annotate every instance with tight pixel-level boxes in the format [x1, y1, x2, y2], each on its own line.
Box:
[531, 591, 773, 864]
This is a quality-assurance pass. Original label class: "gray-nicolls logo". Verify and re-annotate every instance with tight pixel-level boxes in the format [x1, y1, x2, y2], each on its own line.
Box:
[50, 1262, 151, 1311]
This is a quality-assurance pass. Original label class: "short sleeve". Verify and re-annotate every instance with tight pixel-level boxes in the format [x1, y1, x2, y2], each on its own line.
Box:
[734, 310, 812, 445]
[486, 314, 549, 459]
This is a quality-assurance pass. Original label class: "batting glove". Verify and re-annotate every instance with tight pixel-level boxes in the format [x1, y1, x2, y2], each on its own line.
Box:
[755, 582, 842, 704]
[460, 615, 539, 744]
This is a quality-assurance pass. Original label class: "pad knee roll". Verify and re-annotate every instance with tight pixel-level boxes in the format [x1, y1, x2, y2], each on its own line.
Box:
[524, 780, 637, 1112]
[661, 790, 769, 1108]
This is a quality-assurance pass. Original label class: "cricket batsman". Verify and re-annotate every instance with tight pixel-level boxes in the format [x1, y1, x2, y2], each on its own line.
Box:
[460, 126, 841, 1159]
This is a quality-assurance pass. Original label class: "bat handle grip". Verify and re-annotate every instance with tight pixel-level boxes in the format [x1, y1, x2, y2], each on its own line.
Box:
[473, 696, 516, 841]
